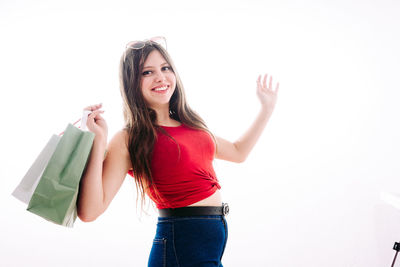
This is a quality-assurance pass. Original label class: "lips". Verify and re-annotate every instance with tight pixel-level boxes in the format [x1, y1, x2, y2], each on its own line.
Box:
[152, 85, 169, 91]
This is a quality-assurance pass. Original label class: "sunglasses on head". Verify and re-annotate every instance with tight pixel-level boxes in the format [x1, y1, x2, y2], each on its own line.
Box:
[124, 36, 167, 61]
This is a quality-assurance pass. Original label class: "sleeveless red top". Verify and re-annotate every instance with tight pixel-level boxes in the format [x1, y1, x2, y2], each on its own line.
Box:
[128, 124, 221, 209]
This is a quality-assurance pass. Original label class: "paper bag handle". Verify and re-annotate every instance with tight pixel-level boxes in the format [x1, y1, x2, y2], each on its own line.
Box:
[80, 110, 91, 131]
[58, 110, 92, 136]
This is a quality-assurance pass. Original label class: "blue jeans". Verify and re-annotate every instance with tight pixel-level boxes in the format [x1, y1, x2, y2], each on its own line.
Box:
[148, 215, 228, 267]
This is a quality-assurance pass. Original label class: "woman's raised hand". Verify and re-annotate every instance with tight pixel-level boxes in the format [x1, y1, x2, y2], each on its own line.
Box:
[84, 103, 108, 142]
[256, 74, 279, 114]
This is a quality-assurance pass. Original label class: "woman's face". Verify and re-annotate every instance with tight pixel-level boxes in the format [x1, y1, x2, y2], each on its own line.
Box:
[140, 50, 176, 110]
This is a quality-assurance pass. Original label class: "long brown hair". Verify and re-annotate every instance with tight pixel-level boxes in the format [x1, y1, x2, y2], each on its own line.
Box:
[119, 41, 214, 208]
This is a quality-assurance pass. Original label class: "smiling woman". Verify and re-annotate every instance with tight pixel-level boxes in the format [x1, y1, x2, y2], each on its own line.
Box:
[77, 36, 279, 266]
[140, 51, 176, 110]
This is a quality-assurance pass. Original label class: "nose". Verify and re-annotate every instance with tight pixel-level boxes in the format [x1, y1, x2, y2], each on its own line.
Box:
[154, 70, 166, 82]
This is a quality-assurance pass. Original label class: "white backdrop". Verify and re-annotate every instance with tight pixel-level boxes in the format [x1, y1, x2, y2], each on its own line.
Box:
[1, 0, 399, 266]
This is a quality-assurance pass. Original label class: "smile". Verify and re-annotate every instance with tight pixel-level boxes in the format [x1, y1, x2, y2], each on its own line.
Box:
[152, 85, 169, 92]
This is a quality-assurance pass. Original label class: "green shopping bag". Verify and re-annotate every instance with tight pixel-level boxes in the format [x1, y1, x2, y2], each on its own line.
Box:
[27, 123, 94, 227]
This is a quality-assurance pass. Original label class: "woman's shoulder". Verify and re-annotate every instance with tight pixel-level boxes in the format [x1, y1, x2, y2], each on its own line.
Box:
[105, 128, 132, 171]
[108, 128, 130, 155]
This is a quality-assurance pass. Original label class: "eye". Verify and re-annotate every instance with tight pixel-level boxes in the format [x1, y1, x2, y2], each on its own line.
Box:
[142, 70, 151, 76]
[162, 66, 172, 71]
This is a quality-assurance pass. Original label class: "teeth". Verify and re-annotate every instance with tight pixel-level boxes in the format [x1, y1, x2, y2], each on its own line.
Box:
[154, 86, 168, 91]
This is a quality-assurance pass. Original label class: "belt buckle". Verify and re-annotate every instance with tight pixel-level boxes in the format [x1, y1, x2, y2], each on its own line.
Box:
[222, 203, 229, 216]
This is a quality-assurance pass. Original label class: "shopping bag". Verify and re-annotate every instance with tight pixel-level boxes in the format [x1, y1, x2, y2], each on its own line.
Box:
[27, 122, 94, 227]
[12, 135, 60, 204]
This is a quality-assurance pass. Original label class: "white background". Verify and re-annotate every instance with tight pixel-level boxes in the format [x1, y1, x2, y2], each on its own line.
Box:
[1, 0, 400, 266]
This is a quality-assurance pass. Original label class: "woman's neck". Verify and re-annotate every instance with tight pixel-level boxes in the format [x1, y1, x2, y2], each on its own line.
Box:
[153, 107, 180, 126]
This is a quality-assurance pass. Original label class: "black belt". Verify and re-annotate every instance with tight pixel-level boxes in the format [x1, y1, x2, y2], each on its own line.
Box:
[159, 203, 229, 217]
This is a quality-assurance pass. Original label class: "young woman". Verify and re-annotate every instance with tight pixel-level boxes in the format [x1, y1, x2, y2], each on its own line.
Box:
[77, 37, 279, 266]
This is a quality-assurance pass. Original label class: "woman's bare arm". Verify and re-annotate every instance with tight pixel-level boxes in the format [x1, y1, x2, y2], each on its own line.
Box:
[215, 74, 279, 163]
[77, 104, 132, 222]
[77, 130, 131, 222]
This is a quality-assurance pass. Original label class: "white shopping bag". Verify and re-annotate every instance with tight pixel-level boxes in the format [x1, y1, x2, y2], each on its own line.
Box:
[12, 135, 60, 204]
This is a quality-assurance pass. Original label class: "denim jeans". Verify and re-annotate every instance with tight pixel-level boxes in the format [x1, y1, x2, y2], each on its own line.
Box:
[148, 215, 228, 267]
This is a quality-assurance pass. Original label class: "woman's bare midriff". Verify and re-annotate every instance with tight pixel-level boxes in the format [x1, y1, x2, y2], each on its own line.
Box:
[187, 190, 222, 207]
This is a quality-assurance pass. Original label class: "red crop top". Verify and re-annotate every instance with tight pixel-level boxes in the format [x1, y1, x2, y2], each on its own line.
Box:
[128, 124, 221, 209]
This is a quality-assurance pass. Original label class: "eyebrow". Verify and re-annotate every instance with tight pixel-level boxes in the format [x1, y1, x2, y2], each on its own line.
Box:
[142, 62, 169, 69]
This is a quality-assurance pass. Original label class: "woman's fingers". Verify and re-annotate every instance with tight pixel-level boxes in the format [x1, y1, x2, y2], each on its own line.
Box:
[257, 74, 279, 92]
[263, 74, 268, 89]
[257, 74, 272, 90]
[269, 76, 273, 90]
[88, 109, 104, 121]
[84, 103, 102, 111]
